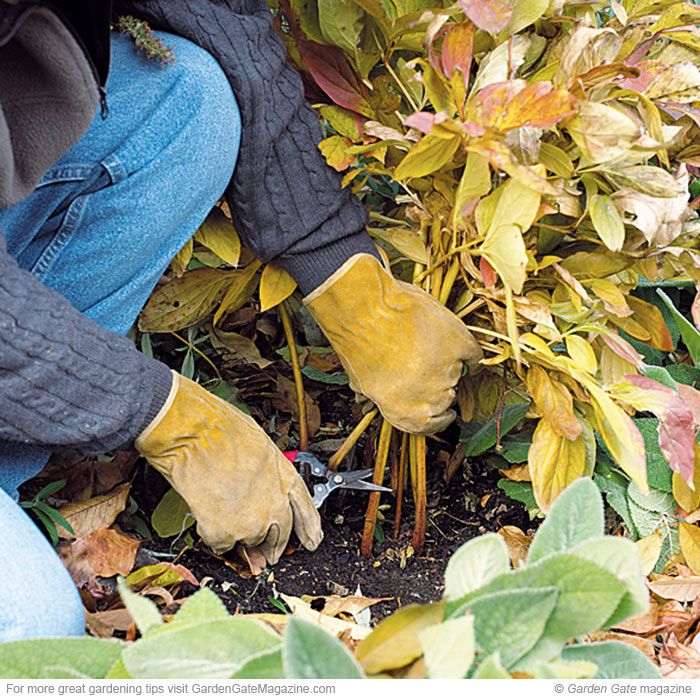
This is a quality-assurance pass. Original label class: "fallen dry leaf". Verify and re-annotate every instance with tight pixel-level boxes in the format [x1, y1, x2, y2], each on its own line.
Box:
[236, 544, 267, 577]
[648, 575, 700, 602]
[613, 599, 660, 635]
[280, 593, 372, 641]
[125, 562, 199, 589]
[57, 483, 131, 539]
[498, 525, 532, 567]
[637, 531, 663, 576]
[658, 634, 700, 678]
[299, 594, 391, 621]
[499, 464, 531, 482]
[58, 528, 139, 592]
[85, 608, 134, 638]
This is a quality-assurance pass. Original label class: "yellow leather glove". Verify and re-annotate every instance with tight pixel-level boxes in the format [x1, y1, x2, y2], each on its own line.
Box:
[305, 254, 483, 434]
[135, 372, 322, 563]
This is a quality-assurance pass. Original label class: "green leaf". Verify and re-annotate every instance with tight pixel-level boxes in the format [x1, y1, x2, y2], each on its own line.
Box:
[633, 418, 673, 493]
[33, 479, 67, 500]
[527, 478, 604, 564]
[570, 537, 647, 627]
[121, 618, 281, 678]
[169, 588, 230, 628]
[505, 0, 549, 36]
[561, 642, 661, 679]
[473, 652, 511, 678]
[590, 194, 626, 252]
[394, 134, 462, 180]
[665, 363, 700, 388]
[448, 554, 627, 666]
[419, 616, 475, 679]
[317, 0, 363, 55]
[469, 588, 559, 669]
[444, 533, 511, 600]
[497, 478, 541, 517]
[657, 289, 700, 367]
[460, 402, 530, 457]
[283, 618, 364, 679]
[301, 367, 350, 385]
[151, 488, 195, 538]
[0, 638, 124, 679]
[500, 430, 533, 463]
[118, 578, 163, 635]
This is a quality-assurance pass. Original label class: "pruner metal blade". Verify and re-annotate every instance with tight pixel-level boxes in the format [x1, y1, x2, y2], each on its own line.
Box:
[284, 450, 392, 508]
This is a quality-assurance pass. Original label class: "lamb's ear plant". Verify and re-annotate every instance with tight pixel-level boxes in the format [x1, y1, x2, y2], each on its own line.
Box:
[356, 479, 661, 679]
[0, 480, 661, 680]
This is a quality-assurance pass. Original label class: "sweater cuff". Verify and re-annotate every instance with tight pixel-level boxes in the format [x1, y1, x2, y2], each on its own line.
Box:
[276, 229, 381, 296]
[130, 358, 176, 444]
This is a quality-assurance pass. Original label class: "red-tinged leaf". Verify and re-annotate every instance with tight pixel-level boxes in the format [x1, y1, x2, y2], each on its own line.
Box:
[601, 333, 644, 369]
[678, 383, 700, 431]
[459, 0, 512, 34]
[470, 80, 577, 132]
[442, 21, 475, 81]
[404, 111, 447, 134]
[300, 42, 373, 117]
[480, 256, 497, 288]
[614, 376, 696, 485]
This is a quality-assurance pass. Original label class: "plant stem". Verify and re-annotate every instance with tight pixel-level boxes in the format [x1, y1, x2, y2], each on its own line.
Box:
[393, 432, 408, 540]
[170, 331, 221, 379]
[361, 419, 393, 558]
[328, 408, 379, 470]
[410, 434, 427, 553]
[279, 302, 308, 451]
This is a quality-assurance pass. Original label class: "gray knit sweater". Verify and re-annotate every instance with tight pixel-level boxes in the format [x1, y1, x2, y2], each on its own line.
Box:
[0, 0, 374, 456]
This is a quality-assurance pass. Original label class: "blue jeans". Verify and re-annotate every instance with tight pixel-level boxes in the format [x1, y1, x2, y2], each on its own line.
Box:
[0, 32, 240, 642]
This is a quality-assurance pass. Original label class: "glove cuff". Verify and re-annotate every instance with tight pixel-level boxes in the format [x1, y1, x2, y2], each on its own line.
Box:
[135, 370, 180, 451]
[276, 230, 380, 296]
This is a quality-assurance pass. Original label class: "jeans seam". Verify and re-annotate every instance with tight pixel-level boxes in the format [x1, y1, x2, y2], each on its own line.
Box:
[31, 194, 89, 280]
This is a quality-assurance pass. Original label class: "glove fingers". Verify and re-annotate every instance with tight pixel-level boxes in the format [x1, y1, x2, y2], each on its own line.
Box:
[288, 481, 323, 552]
[257, 509, 292, 566]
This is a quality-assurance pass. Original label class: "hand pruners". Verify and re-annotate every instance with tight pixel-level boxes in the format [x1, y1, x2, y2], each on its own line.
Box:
[284, 450, 392, 508]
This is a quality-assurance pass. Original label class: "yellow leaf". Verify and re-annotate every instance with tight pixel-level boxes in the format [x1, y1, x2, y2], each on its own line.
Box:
[613, 296, 674, 352]
[679, 522, 700, 575]
[588, 279, 632, 318]
[139, 268, 237, 332]
[453, 152, 491, 228]
[673, 443, 700, 512]
[259, 263, 297, 312]
[57, 484, 131, 539]
[368, 227, 428, 264]
[480, 224, 528, 293]
[579, 377, 648, 491]
[213, 260, 261, 325]
[526, 365, 582, 439]
[505, 0, 548, 37]
[539, 142, 574, 179]
[565, 335, 598, 375]
[355, 603, 444, 675]
[485, 178, 542, 237]
[566, 101, 642, 164]
[636, 531, 663, 577]
[171, 238, 193, 277]
[528, 417, 587, 513]
[394, 134, 461, 180]
[194, 208, 241, 267]
[319, 134, 355, 172]
[590, 194, 626, 252]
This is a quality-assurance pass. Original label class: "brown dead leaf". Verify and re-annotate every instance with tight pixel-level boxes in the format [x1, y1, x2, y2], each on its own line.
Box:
[236, 544, 268, 577]
[299, 594, 391, 620]
[273, 375, 321, 437]
[57, 483, 130, 539]
[280, 593, 372, 641]
[613, 599, 660, 635]
[658, 634, 700, 678]
[648, 575, 700, 602]
[499, 464, 531, 482]
[498, 525, 532, 567]
[58, 528, 139, 595]
[85, 607, 134, 638]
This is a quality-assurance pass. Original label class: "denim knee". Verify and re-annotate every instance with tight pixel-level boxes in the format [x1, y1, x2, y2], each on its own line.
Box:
[161, 32, 241, 196]
[0, 490, 84, 641]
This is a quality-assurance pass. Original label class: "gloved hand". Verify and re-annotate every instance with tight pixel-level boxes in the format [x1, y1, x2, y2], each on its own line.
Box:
[304, 254, 483, 434]
[135, 372, 323, 563]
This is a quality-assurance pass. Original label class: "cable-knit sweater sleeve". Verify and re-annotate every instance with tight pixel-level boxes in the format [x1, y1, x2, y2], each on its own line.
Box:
[0, 233, 173, 453]
[113, 0, 377, 294]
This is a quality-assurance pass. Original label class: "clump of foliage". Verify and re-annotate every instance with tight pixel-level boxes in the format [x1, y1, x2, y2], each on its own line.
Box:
[117, 16, 175, 65]
[0, 479, 660, 679]
[272, 0, 700, 513]
[136, 0, 700, 551]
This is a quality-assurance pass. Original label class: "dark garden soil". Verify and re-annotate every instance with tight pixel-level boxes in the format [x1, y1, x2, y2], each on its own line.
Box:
[134, 455, 531, 622]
